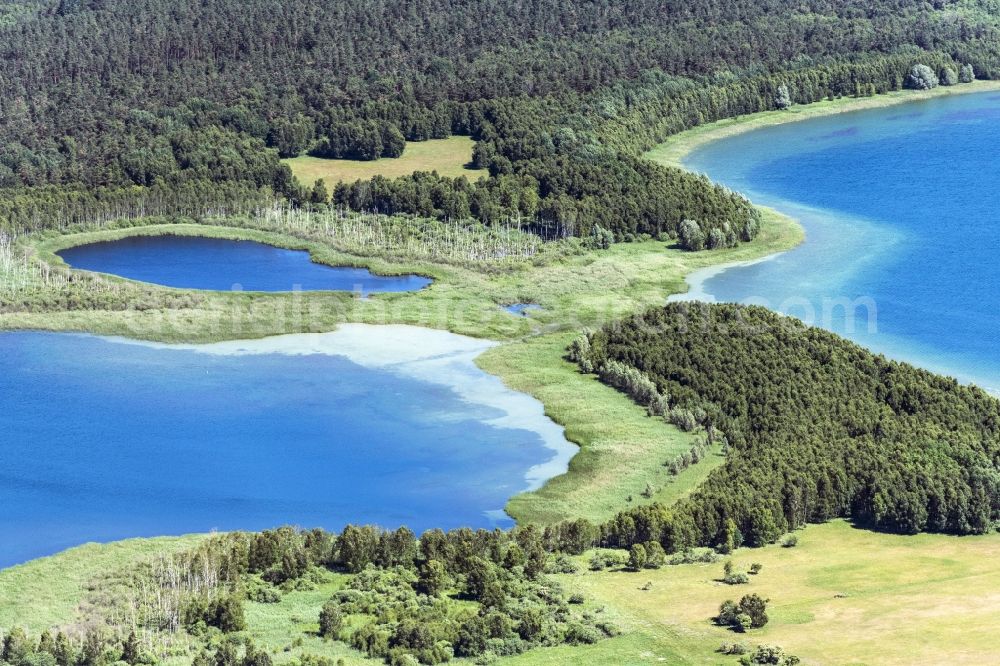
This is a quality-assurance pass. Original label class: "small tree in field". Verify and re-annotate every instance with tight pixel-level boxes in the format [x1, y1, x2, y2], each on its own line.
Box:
[319, 601, 343, 638]
[960, 63, 975, 83]
[738, 593, 769, 629]
[310, 178, 329, 204]
[940, 67, 958, 86]
[644, 541, 666, 569]
[716, 594, 769, 631]
[628, 543, 648, 571]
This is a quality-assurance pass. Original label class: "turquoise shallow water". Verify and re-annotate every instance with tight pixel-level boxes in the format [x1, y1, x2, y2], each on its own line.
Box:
[0, 329, 567, 568]
[685, 91, 1000, 391]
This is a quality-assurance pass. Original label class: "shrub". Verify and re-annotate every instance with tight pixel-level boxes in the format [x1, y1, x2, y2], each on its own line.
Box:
[724, 572, 750, 585]
[739, 644, 800, 665]
[594, 620, 620, 637]
[718, 642, 749, 655]
[597, 360, 660, 408]
[738, 594, 769, 629]
[716, 594, 768, 631]
[960, 63, 975, 83]
[669, 549, 718, 565]
[591, 226, 615, 250]
[545, 554, 579, 574]
[182, 593, 246, 633]
[648, 393, 669, 417]
[562, 623, 601, 645]
[774, 84, 792, 109]
[667, 407, 698, 432]
[643, 541, 666, 569]
[318, 601, 343, 639]
[716, 600, 739, 627]
[707, 227, 727, 250]
[678, 219, 705, 251]
[940, 67, 958, 86]
[628, 544, 648, 571]
[735, 613, 753, 633]
[485, 637, 527, 657]
[566, 333, 593, 373]
[781, 535, 798, 548]
[388, 652, 421, 666]
[463, 557, 496, 599]
[416, 559, 449, 597]
[249, 584, 282, 604]
[906, 64, 938, 90]
[588, 552, 626, 571]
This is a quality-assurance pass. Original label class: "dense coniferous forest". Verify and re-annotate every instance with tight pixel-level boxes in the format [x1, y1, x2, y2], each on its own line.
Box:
[572, 304, 1000, 550]
[3, 0, 1000, 242]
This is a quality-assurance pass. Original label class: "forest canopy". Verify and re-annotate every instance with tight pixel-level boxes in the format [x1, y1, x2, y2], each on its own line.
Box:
[573, 303, 1000, 550]
[1, 0, 999, 244]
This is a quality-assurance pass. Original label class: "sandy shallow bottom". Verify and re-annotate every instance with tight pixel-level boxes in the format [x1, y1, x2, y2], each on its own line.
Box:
[114, 324, 575, 491]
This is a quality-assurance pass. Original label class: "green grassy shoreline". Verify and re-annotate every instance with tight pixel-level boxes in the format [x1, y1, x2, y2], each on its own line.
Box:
[37, 223, 437, 282]
[2, 209, 801, 529]
[646, 79, 1000, 169]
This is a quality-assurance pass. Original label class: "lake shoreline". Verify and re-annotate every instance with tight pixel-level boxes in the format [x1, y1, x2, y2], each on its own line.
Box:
[651, 80, 1000, 394]
[648, 82, 1000, 304]
[647, 79, 1000, 169]
[124, 323, 577, 492]
[0, 88, 845, 572]
[0, 324, 577, 568]
[40, 222, 438, 283]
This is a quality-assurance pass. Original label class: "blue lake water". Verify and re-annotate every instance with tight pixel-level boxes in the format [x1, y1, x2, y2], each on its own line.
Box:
[0, 326, 571, 568]
[684, 91, 1000, 391]
[57, 235, 432, 293]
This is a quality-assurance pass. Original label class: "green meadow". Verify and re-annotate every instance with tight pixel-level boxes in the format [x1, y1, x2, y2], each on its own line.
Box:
[284, 136, 481, 187]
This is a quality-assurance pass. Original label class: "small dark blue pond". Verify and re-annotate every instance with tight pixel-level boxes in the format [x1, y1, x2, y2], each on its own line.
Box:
[505, 303, 543, 316]
[57, 235, 432, 293]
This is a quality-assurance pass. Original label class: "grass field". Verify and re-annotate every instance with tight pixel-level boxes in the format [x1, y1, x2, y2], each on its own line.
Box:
[480, 333, 720, 525]
[0, 535, 209, 634]
[532, 520, 1000, 666]
[284, 136, 481, 186]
